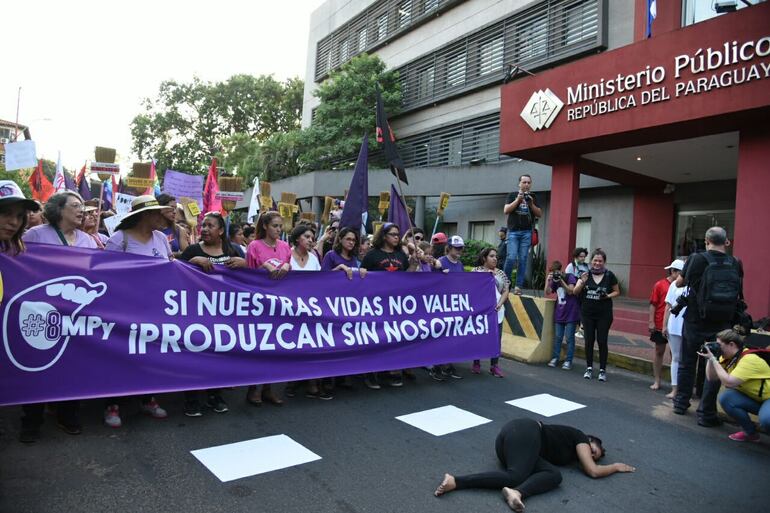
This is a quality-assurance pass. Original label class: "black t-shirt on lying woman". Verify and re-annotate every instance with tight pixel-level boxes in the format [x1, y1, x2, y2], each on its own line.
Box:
[580, 270, 618, 318]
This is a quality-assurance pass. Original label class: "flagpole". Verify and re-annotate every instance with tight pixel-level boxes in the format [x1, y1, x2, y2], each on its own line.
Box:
[95, 180, 106, 224]
[431, 216, 440, 239]
[13, 87, 21, 142]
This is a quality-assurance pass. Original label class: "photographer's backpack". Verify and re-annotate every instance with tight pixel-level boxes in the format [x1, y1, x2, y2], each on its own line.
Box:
[697, 252, 741, 322]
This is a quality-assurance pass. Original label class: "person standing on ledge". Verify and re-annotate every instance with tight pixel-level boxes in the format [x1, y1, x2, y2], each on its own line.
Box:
[503, 174, 542, 295]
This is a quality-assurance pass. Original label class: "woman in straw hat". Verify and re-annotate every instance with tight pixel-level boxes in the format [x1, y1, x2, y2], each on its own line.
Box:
[105, 195, 174, 259]
[101, 195, 173, 428]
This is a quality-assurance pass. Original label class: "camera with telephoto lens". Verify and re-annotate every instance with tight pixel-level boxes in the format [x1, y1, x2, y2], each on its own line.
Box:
[670, 293, 689, 316]
[701, 341, 721, 358]
[552, 271, 562, 282]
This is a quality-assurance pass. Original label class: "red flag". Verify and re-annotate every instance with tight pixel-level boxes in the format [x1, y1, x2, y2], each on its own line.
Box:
[28, 159, 55, 202]
[203, 158, 222, 213]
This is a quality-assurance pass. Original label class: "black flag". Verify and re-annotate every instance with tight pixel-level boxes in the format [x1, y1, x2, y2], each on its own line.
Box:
[375, 85, 408, 185]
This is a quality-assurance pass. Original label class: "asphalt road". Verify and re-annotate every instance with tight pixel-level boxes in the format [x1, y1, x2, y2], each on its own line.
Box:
[1, 359, 768, 513]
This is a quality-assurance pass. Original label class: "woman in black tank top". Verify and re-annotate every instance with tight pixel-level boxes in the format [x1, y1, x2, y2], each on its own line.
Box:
[434, 418, 634, 512]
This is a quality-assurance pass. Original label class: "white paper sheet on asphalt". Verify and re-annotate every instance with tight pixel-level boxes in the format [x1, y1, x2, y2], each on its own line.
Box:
[505, 393, 586, 417]
[191, 434, 321, 482]
[396, 405, 492, 436]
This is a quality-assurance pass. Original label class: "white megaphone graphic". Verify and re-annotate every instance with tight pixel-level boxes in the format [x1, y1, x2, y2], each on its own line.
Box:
[3, 276, 107, 372]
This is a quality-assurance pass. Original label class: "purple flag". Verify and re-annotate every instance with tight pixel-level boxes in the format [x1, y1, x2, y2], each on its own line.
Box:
[63, 171, 77, 192]
[388, 184, 410, 236]
[339, 134, 369, 234]
[77, 178, 92, 200]
[0, 244, 498, 406]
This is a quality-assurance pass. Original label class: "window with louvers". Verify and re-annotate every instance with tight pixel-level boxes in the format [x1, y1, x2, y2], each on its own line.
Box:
[314, 0, 465, 82]
[397, 112, 502, 168]
[395, 0, 605, 113]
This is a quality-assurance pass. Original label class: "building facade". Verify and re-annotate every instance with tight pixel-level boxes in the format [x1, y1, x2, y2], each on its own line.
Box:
[295, 0, 769, 314]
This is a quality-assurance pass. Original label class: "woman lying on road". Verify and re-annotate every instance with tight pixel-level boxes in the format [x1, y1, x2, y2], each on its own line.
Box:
[434, 418, 635, 512]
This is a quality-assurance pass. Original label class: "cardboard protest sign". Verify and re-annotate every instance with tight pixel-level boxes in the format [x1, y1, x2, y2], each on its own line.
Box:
[103, 214, 123, 236]
[217, 176, 244, 211]
[2, 140, 37, 171]
[91, 147, 119, 182]
[124, 163, 152, 195]
[300, 212, 316, 223]
[378, 191, 390, 215]
[278, 202, 295, 229]
[437, 192, 451, 216]
[163, 170, 204, 209]
[178, 196, 200, 229]
[321, 196, 334, 224]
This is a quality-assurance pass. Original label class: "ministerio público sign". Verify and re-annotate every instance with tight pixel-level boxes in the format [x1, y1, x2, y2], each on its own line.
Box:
[520, 35, 770, 131]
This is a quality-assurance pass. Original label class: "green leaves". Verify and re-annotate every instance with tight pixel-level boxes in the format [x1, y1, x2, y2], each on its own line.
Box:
[130, 75, 303, 176]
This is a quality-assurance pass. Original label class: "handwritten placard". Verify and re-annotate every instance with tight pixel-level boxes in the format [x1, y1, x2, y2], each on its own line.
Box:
[215, 191, 245, 201]
[3, 140, 37, 171]
[126, 177, 155, 188]
[90, 163, 120, 176]
[162, 170, 204, 209]
[115, 193, 136, 216]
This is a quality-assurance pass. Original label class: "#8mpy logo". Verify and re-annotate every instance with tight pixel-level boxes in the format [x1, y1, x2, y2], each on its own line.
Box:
[2, 276, 108, 372]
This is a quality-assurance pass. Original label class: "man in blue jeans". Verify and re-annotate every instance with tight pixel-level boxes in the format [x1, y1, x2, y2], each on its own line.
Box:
[503, 174, 542, 294]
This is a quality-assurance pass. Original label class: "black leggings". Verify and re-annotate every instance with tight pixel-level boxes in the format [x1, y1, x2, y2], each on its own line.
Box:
[582, 314, 612, 370]
[454, 418, 562, 499]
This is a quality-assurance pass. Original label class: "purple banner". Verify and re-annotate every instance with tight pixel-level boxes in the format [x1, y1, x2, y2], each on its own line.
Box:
[0, 245, 498, 406]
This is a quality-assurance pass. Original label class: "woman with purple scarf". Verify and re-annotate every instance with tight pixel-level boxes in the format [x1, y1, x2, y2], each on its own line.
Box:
[572, 249, 620, 382]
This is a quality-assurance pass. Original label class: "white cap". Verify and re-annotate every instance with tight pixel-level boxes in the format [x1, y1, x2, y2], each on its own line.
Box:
[448, 235, 465, 248]
[664, 259, 685, 271]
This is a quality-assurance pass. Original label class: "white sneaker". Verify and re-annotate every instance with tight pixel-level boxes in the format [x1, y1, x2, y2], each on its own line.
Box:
[575, 329, 584, 339]
[562, 361, 572, 370]
[547, 358, 558, 368]
[104, 405, 122, 428]
[141, 399, 168, 419]
[598, 370, 607, 382]
[583, 367, 593, 380]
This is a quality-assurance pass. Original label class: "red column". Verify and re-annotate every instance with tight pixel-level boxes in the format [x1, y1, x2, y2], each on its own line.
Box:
[734, 127, 770, 318]
[628, 191, 674, 299]
[546, 157, 579, 268]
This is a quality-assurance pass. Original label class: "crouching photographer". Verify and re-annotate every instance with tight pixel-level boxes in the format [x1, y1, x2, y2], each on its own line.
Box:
[699, 326, 770, 442]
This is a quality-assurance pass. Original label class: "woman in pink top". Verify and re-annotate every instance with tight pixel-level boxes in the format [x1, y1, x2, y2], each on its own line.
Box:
[245, 211, 291, 406]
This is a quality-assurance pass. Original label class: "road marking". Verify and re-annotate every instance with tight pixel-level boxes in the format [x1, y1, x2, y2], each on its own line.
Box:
[505, 393, 585, 417]
[191, 434, 321, 482]
[396, 405, 492, 436]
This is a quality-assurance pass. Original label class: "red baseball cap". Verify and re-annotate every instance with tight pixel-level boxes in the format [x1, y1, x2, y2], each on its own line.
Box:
[431, 232, 447, 244]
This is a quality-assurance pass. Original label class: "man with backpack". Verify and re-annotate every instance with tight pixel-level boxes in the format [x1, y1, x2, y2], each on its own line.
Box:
[672, 227, 744, 426]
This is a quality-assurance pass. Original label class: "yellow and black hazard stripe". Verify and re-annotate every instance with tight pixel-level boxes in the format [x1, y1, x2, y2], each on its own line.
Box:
[503, 295, 544, 340]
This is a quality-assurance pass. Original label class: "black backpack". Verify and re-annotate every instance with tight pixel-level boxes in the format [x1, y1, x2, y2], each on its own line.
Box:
[696, 252, 742, 322]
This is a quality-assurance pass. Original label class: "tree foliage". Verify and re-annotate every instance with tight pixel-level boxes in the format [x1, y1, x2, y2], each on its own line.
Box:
[130, 75, 303, 176]
[300, 53, 401, 171]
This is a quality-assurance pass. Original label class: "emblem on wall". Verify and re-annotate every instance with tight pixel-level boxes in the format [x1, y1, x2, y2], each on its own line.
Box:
[520, 89, 563, 130]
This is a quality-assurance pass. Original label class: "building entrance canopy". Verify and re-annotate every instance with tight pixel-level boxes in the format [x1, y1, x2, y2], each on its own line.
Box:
[499, 2, 770, 176]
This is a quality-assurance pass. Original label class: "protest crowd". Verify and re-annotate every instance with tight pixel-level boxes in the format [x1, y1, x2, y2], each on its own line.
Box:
[1, 170, 767, 454]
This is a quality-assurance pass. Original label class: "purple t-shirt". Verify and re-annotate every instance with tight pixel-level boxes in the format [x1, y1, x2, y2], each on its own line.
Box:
[105, 230, 172, 259]
[553, 273, 581, 323]
[22, 225, 97, 249]
[438, 256, 464, 273]
[321, 250, 359, 271]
